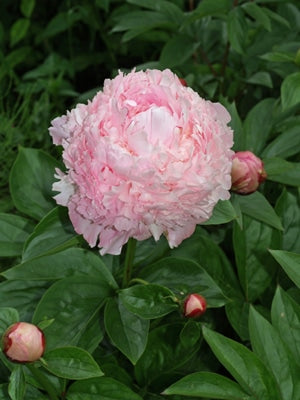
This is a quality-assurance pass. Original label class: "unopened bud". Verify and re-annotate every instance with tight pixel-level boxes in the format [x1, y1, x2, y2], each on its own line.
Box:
[184, 294, 207, 318]
[231, 151, 267, 194]
[2, 322, 45, 363]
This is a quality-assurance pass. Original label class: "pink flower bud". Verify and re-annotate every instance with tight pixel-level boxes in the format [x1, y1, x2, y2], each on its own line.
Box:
[231, 151, 267, 194]
[2, 322, 45, 363]
[184, 294, 207, 318]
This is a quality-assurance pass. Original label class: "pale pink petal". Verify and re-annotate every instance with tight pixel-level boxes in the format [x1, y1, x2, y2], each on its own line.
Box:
[52, 169, 74, 206]
[49, 68, 234, 255]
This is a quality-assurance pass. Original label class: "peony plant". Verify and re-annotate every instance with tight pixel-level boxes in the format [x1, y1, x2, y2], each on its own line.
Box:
[1, 1, 300, 399]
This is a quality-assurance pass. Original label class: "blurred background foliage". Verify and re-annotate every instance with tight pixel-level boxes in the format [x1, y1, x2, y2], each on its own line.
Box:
[0, 0, 299, 209]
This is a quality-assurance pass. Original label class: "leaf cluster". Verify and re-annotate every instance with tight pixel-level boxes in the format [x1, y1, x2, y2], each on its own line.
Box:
[0, 0, 300, 399]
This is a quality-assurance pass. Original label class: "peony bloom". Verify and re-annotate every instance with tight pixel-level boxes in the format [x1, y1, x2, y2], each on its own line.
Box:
[184, 293, 207, 318]
[49, 69, 233, 255]
[2, 322, 45, 363]
[231, 151, 267, 194]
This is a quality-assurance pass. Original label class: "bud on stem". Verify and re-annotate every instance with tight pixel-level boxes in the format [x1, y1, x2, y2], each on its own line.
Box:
[2, 322, 45, 363]
[184, 294, 207, 318]
[231, 151, 267, 194]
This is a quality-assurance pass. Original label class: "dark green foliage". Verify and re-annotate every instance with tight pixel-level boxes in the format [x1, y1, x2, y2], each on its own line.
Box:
[0, 0, 300, 399]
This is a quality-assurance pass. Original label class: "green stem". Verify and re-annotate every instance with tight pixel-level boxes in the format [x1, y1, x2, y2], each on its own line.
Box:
[26, 364, 59, 400]
[129, 278, 149, 286]
[122, 238, 137, 288]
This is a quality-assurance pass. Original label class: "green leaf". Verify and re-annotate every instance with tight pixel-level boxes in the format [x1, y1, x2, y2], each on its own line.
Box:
[264, 158, 300, 186]
[170, 229, 242, 300]
[263, 8, 290, 28]
[274, 188, 300, 253]
[249, 306, 296, 400]
[262, 120, 300, 158]
[2, 47, 31, 72]
[163, 371, 250, 399]
[9, 148, 60, 220]
[230, 193, 243, 229]
[160, 34, 197, 68]
[24, 367, 75, 400]
[243, 98, 276, 154]
[66, 377, 143, 400]
[233, 217, 277, 302]
[139, 257, 227, 307]
[260, 52, 294, 62]
[23, 385, 48, 399]
[242, 3, 272, 32]
[0, 308, 19, 337]
[236, 191, 283, 231]
[203, 326, 281, 399]
[3, 248, 118, 288]
[203, 200, 238, 225]
[75, 312, 104, 354]
[225, 101, 243, 152]
[194, 0, 231, 18]
[225, 300, 250, 341]
[126, 0, 183, 24]
[38, 11, 82, 40]
[227, 7, 247, 54]
[33, 276, 114, 349]
[179, 320, 201, 349]
[271, 287, 300, 366]
[281, 72, 300, 111]
[99, 363, 132, 389]
[242, 3, 271, 31]
[111, 11, 171, 33]
[22, 207, 78, 262]
[8, 366, 26, 400]
[269, 250, 300, 288]
[134, 236, 170, 268]
[23, 53, 73, 80]
[0, 281, 49, 321]
[10, 18, 30, 47]
[43, 347, 103, 380]
[20, 0, 35, 18]
[95, 0, 109, 12]
[135, 323, 201, 387]
[0, 385, 9, 400]
[0, 355, 13, 379]
[246, 72, 273, 88]
[119, 284, 177, 319]
[295, 49, 300, 67]
[0, 213, 34, 257]
[121, 26, 159, 43]
[104, 298, 149, 365]
[0, 196, 14, 213]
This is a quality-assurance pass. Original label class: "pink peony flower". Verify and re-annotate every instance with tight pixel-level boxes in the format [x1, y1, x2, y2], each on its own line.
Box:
[2, 322, 45, 363]
[49, 69, 233, 255]
[231, 151, 267, 194]
[184, 293, 207, 318]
